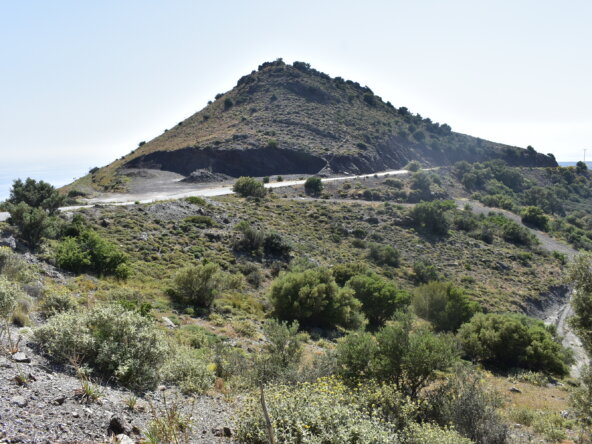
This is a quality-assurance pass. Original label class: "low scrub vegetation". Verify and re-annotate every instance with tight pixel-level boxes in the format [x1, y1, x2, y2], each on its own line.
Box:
[34, 304, 169, 389]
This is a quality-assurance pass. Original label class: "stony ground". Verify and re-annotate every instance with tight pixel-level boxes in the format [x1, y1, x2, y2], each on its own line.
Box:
[0, 329, 236, 444]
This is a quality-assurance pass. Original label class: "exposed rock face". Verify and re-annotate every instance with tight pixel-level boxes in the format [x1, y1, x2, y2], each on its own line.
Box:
[126, 146, 328, 177]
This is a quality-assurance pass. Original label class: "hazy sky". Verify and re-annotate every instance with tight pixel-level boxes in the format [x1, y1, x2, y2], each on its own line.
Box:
[1, 0, 591, 179]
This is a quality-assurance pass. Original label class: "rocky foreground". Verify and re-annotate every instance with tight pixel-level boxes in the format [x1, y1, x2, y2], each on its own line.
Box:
[0, 329, 235, 443]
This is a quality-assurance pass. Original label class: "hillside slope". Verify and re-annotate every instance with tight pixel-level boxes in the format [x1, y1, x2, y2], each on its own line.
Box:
[83, 59, 555, 191]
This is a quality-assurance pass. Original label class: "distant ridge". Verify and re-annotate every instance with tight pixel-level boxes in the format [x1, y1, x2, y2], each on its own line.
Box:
[78, 59, 557, 191]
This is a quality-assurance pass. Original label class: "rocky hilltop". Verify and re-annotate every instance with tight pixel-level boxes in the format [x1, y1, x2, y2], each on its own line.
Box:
[85, 59, 556, 191]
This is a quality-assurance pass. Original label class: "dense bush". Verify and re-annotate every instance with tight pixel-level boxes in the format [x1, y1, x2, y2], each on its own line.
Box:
[409, 200, 456, 235]
[34, 304, 168, 389]
[7, 178, 65, 215]
[233, 177, 267, 198]
[336, 313, 459, 397]
[424, 366, 508, 444]
[411, 260, 440, 284]
[405, 161, 421, 172]
[56, 230, 129, 278]
[346, 274, 410, 329]
[254, 320, 307, 384]
[457, 313, 572, 375]
[521, 206, 549, 231]
[367, 243, 400, 267]
[0, 277, 21, 322]
[170, 263, 238, 309]
[160, 346, 215, 394]
[39, 291, 77, 318]
[412, 282, 480, 332]
[7, 202, 54, 247]
[331, 262, 369, 286]
[236, 377, 469, 444]
[234, 222, 291, 259]
[304, 177, 323, 196]
[269, 268, 364, 330]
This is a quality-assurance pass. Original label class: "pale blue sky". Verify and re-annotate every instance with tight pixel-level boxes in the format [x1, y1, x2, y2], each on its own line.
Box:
[1, 0, 591, 187]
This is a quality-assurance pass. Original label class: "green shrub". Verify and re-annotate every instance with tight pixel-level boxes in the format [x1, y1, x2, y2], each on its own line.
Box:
[175, 324, 221, 349]
[183, 215, 215, 228]
[346, 274, 410, 329]
[56, 230, 129, 278]
[233, 177, 266, 198]
[409, 200, 455, 235]
[0, 247, 31, 282]
[40, 291, 77, 317]
[304, 177, 323, 196]
[457, 313, 572, 375]
[160, 346, 215, 394]
[7, 202, 54, 247]
[185, 196, 206, 206]
[367, 243, 400, 267]
[254, 320, 307, 384]
[236, 379, 398, 443]
[405, 161, 421, 172]
[331, 262, 369, 286]
[170, 263, 236, 309]
[521, 206, 549, 231]
[34, 304, 168, 389]
[424, 366, 508, 444]
[412, 282, 480, 332]
[0, 277, 21, 321]
[411, 261, 440, 284]
[269, 268, 364, 330]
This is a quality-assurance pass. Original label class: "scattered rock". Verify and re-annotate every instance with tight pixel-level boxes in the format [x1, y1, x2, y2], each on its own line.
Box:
[53, 396, 67, 406]
[161, 317, 176, 328]
[11, 395, 28, 408]
[181, 169, 232, 184]
[108, 415, 131, 436]
[212, 426, 233, 437]
[115, 434, 135, 444]
[509, 386, 522, 393]
[12, 352, 31, 363]
[0, 234, 17, 250]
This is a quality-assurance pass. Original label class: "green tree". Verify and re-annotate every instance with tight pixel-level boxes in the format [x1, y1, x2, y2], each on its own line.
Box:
[346, 274, 410, 329]
[7, 202, 52, 247]
[412, 282, 480, 332]
[269, 268, 364, 330]
[8, 178, 65, 215]
[304, 177, 323, 196]
[233, 177, 267, 198]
